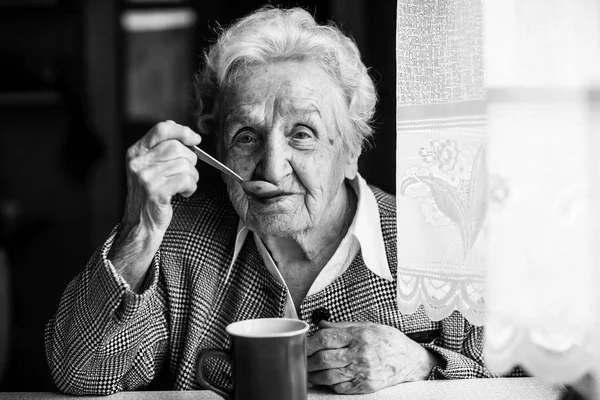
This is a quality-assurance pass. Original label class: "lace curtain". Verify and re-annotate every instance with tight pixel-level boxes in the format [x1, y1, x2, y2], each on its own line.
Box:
[396, 0, 487, 325]
[396, 0, 600, 385]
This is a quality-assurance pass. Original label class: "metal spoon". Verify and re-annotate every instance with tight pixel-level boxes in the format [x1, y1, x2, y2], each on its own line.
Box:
[241, 180, 281, 198]
[190, 145, 281, 197]
[190, 145, 243, 183]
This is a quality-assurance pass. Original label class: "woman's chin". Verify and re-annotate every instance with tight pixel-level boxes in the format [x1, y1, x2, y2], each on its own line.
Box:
[246, 214, 306, 238]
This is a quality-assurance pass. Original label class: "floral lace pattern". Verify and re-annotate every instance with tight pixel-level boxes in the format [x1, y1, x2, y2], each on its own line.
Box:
[396, 124, 487, 325]
[401, 141, 487, 259]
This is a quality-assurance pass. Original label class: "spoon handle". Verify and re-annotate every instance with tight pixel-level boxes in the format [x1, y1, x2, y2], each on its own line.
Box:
[190, 145, 244, 183]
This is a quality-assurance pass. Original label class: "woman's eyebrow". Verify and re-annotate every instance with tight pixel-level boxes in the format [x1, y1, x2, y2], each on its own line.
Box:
[225, 105, 322, 125]
[293, 108, 322, 119]
[278, 102, 323, 120]
[224, 114, 244, 126]
[224, 105, 256, 126]
[283, 97, 322, 114]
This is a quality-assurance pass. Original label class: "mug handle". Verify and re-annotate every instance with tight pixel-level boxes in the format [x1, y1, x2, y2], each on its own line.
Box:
[196, 348, 233, 400]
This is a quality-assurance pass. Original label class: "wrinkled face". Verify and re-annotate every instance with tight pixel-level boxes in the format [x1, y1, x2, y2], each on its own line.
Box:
[217, 61, 359, 237]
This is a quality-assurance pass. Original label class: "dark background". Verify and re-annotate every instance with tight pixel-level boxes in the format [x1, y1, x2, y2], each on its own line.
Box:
[0, 0, 395, 391]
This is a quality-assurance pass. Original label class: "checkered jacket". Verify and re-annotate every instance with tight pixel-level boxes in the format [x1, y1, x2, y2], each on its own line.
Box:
[45, 185, 515, 395]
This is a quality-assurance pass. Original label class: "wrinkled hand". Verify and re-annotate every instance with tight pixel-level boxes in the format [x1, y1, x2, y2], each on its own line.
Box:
[307, 321, 441, 394]
[122, 120, 200, 232]
[109, 121, 201, 290]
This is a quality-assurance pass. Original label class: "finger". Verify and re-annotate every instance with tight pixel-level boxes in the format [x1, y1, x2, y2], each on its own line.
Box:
[307, 328, 352, 356]
[158, 170, 198, 200]
[318, 320, 373, 329]
[173, 172, 198, 198]
[307, 349, 350, 372]
[308, 367, 354, 386]
[146, 139, 198, 167]
[144, 120, 202, 149]
[135, 158, 199, 189]
[140, 160, 199, 204]
[155, 157, 199, 180]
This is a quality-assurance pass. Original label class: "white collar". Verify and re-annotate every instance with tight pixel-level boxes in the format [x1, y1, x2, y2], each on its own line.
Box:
[231, 173, 392, 284]
[346, 173, 393, 282]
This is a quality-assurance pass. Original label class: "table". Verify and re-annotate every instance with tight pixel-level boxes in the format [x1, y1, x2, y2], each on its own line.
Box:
[0, 378, 567, 400]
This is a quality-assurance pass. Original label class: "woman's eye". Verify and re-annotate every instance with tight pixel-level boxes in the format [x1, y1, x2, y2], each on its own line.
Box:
[292, 128, 313, 140]
[234, 130, 257, 145]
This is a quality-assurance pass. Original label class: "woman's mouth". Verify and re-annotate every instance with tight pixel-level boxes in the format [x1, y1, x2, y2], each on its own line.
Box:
[241, 181, 283, 199]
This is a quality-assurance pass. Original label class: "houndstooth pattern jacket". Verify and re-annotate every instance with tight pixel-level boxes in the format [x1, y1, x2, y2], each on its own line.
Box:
[45, 184, 516, 395]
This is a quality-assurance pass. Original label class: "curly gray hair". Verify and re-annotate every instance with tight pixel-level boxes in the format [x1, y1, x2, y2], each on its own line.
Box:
[193, 6, 377, 153]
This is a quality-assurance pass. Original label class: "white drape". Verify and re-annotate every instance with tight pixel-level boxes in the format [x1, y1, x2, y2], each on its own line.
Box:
[483, 0, 600, 384]
[396, 0, 600, 386]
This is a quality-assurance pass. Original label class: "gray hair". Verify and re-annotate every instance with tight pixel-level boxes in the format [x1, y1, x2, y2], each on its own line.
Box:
[193, 6, 377, 153]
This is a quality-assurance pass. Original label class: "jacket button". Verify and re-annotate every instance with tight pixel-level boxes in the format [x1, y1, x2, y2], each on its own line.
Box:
[311, 307, 331, 325]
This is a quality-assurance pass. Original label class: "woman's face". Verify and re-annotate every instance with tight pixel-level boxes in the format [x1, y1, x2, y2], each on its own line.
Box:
[218, 61, 359, 238]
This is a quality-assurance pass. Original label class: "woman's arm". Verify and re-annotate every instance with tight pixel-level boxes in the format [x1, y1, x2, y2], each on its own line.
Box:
[44, 230, 169, 395]
[44, 120, 201, 395]
[423, 311, 524, 379]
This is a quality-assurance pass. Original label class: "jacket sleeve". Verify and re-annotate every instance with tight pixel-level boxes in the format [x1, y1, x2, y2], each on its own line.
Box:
[44, 227, 169, 395]
[422, 311, 525, 379]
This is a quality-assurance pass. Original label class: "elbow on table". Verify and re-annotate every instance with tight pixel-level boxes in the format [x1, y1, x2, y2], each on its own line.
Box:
[48, 358, 123, 396]
[45, 341, 123, 396]
[44, 319, 120, 395]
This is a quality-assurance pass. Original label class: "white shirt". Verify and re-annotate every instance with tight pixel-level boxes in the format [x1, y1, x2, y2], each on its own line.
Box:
[226, 173, 393, 319]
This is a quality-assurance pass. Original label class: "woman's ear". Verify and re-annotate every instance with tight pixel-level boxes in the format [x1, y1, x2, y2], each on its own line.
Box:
[197, 115, 217, 136]
[344, 144, 361, 180]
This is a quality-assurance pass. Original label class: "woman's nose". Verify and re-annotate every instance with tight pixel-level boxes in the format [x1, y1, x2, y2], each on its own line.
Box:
[254, 136, 291, 183]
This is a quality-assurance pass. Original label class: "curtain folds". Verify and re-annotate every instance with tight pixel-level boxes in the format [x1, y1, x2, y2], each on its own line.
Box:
[483, 0, 600, 383]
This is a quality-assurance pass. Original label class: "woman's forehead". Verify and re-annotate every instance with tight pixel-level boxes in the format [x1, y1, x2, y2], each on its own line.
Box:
[220, 62, 342, 116]
[224, 100, 322, 125]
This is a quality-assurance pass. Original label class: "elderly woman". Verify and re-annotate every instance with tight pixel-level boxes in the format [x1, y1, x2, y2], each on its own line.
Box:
[45, 6, 502, 396]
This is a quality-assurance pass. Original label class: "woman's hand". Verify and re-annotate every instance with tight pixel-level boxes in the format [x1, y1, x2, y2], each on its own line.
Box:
[307, 321, 441, 394]
[108, 121, 201, 291]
